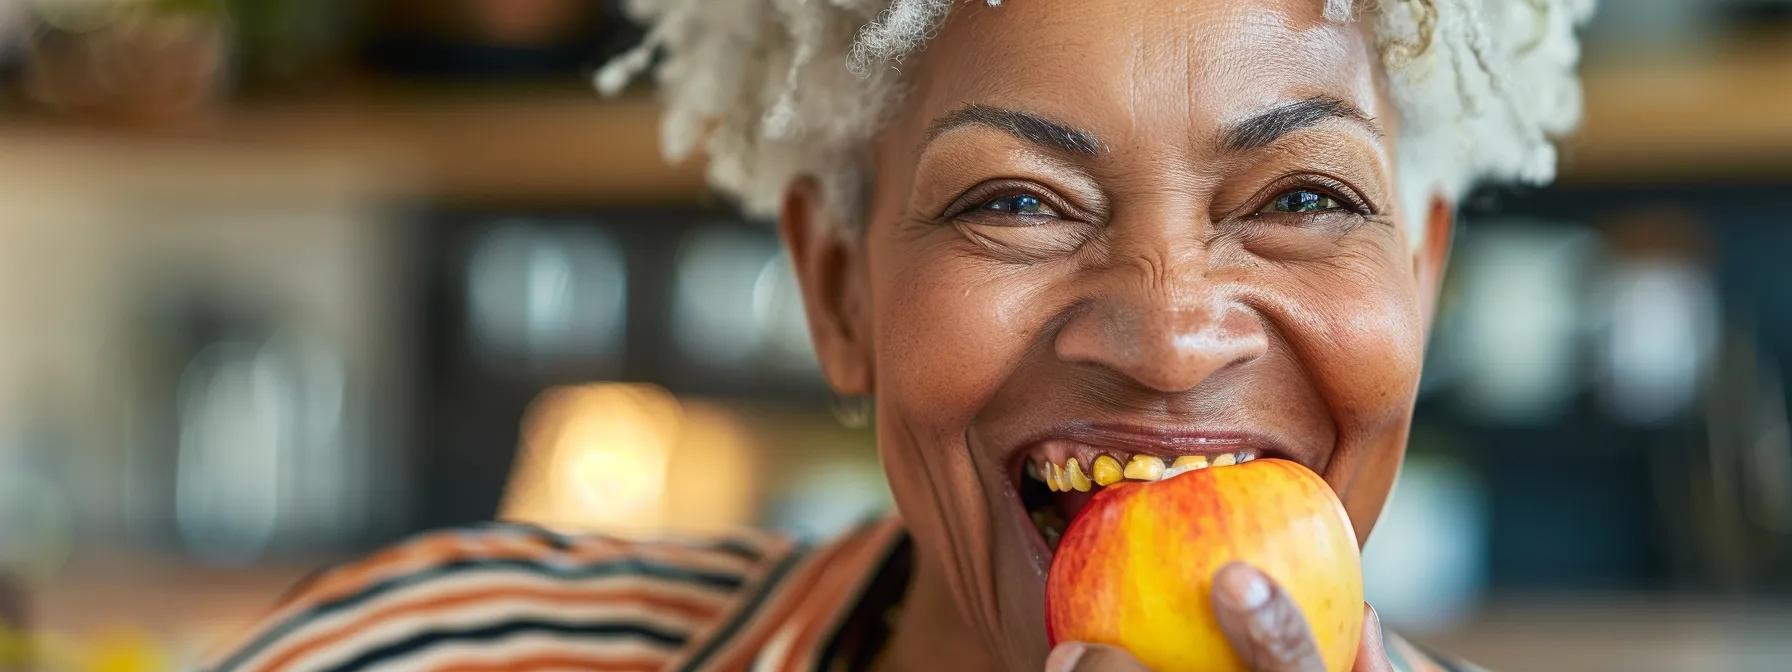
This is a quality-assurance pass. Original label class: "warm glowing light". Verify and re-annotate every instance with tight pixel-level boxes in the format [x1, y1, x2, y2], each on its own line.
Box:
[500, 383, 759, 534]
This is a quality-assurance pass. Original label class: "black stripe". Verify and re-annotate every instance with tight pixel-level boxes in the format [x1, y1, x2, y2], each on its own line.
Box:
[470, 521, 579, 552]
[699, 538, 767, 562]
[476, 521, 767, 563]
[677, 545, 809, 671]
[815, 533, 910, 672]
[319, 618, 688, 672]
[214, 556, 744, 671]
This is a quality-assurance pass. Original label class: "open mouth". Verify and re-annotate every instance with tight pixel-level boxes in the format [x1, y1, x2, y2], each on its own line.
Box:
[1014, 438, 1267, 552]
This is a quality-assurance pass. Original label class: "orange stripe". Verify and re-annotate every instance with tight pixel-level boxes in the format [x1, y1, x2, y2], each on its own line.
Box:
[214, 524, 853, 672]
[684, 542, 842, 671]
[255, 585, 723, 672]
[777, 519, 902, 672]
[653, 534, 799, 672]
[209, 537, 475, 662]
[293, 534, 624, 607]
[698, 523, 881, 672]
[427, 653, 667, 672]
[253, 529, 757, 641]
[214, 534, 619, 663]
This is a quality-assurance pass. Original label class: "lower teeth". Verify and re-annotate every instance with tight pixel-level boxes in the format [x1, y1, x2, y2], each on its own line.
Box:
[1029, 508, 1065, 549]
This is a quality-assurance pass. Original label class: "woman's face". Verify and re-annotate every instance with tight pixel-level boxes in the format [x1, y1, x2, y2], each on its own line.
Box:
[784, 0, 1450, 667]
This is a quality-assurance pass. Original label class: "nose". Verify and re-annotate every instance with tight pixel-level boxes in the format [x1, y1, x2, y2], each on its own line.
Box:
[1053, 274, 1268, 394]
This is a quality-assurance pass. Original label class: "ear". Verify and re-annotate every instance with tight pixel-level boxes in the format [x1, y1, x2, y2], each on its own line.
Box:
[779, 177, 874, 395]
[1414, 193, 1455, 332]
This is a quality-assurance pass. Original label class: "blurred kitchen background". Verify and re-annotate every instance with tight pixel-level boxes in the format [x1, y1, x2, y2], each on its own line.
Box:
[0, 0, 1787, 669]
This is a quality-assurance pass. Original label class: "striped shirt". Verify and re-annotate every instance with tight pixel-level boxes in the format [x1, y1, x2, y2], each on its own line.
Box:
[212, 516, 1470, 671]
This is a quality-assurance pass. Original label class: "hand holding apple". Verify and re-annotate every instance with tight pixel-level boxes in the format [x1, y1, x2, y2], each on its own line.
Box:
[1046, 458, 1376, 672]
[1044, 591, 1394, 672]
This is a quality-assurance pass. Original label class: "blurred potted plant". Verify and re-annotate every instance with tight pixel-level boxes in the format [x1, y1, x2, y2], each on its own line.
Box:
[22, 0, 230, 126]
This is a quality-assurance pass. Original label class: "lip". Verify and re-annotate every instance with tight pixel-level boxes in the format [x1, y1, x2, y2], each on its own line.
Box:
[998, 421, 1303, 571]
[1002, 421, 1298, 476]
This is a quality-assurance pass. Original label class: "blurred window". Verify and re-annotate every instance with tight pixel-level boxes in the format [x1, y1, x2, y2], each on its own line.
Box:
[466, 222, 628, 376]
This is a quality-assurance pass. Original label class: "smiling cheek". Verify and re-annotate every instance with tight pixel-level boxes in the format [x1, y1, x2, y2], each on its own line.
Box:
[865, 235, 1065, 635]
[875, 243, 1052, 451]
[1291, 258, 1426, 541]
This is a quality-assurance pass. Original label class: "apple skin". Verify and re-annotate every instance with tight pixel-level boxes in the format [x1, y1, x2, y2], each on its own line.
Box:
[1046, 458, 1363, 672]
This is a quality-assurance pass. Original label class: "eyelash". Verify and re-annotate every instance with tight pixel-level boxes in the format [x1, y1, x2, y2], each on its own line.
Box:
[1248, 174, 1375, 219]
[942, 174, 1376, 226]
[941, 180, 1077, 224]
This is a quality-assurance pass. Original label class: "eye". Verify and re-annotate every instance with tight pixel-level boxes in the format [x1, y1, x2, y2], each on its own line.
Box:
[978, 193, 1058, 217]
[1263, 188, 1345, 214]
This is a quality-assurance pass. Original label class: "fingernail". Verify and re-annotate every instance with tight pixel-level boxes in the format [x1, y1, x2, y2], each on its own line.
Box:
[1046, 643, 1087, 672]
[1217, 565, 1271, 610]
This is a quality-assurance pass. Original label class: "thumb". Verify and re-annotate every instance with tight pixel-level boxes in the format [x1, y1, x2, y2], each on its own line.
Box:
[1352, 604, 1395, 672]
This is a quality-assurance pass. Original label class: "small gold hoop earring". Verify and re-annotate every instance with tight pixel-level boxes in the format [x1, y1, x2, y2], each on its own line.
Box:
[829, 394, 872, 429]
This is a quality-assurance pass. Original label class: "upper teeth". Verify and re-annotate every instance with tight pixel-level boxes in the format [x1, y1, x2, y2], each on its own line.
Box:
[1035, 452, 1254, 492]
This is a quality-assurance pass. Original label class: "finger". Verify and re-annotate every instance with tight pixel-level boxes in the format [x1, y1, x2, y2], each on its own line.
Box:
[1352, 604, 1395, 672]
[1045, 642, 1151, 672]
[1211, 562, 1326, 672]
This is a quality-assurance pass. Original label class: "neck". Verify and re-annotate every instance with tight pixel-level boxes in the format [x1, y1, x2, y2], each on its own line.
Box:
[875, 552, 998, 672]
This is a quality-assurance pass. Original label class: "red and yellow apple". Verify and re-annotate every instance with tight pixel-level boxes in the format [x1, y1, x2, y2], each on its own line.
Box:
[1046, 458, 1363, 672]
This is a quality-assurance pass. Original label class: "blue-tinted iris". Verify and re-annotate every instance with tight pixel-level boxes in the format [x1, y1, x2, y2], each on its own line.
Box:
[1270, 189, 1342, 213]
[981, 194, 1049, 215]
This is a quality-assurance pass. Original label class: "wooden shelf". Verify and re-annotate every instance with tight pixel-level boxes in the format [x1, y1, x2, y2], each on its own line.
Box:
[0, 91, 708, 207]
[1560, 38, 1792, 184]
[1, 38, 1787, 206]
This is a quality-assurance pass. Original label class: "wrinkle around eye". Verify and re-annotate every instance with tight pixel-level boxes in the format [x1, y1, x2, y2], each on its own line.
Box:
[1234, 210, 1404, 264]
[950, 217, 1097, 265]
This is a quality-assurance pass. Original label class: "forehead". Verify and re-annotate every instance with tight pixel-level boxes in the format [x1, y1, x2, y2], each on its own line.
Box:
[896, 0, 1387, 147]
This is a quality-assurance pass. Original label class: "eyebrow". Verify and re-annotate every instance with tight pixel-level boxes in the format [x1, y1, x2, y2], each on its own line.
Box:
[1219, 96, 1382, 153]
[925, 104, 1106, 156]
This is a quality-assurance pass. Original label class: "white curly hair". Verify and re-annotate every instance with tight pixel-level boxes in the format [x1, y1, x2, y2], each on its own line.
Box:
[598, 0, 1594, 238]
